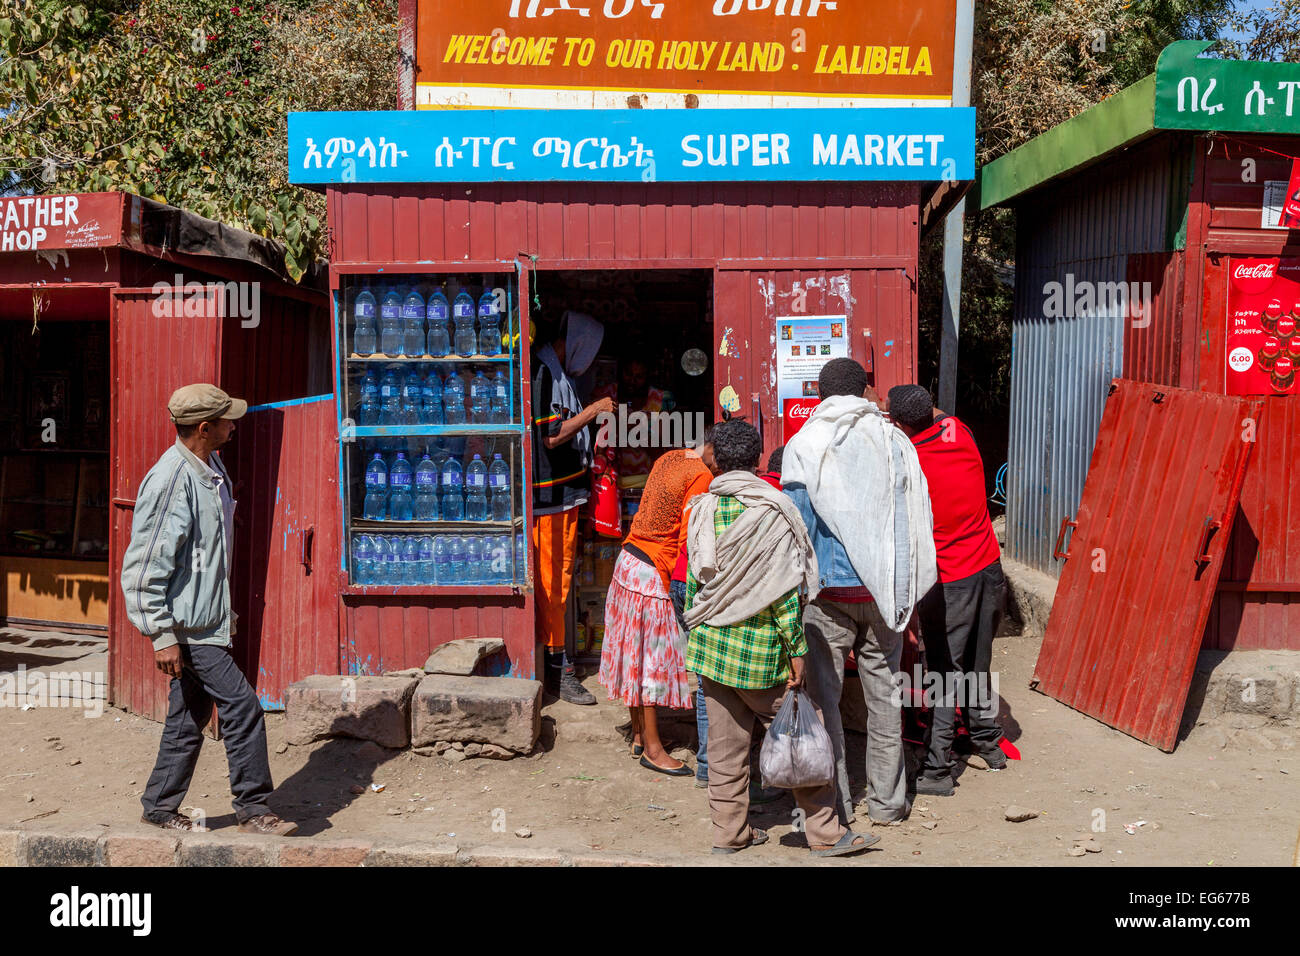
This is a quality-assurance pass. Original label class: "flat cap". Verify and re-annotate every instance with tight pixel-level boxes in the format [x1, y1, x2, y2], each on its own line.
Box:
[167, 383, 248, 425]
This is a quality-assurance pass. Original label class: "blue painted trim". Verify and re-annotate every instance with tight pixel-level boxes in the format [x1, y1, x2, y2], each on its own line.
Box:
[246, 394, 334, 413]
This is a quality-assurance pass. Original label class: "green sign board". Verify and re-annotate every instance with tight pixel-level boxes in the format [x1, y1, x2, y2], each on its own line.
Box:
[1155, 40, 1300, 134]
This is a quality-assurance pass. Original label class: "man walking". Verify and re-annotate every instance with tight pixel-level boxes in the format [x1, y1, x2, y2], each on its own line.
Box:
[783, 359, 936, 826]
[684, 419, 874, 857]
[888, 385, 1008, 796]
[122, 384, 297, 835]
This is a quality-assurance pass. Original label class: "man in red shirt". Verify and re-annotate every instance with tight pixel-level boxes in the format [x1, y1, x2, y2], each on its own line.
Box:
[887, 385, 1007, 797]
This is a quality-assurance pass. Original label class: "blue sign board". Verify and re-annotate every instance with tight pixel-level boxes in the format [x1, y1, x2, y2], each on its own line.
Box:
[288, 108, 974, 185]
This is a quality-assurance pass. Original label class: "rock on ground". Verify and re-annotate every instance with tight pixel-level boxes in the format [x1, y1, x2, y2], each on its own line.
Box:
[423, 638, 507, 677]
[285, 675, 420, 749]
[410, 675, 542, 753]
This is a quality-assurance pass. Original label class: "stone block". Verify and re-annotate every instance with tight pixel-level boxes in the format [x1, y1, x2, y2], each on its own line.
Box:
[104, 834, 179, 867]
[278, 840, 372, 867]
[424, 638, 507, 676]
[1223, 676, 1279, 716]
[0, 830, 22, 867]
[25, 831, 102, 866]
[411, 675, 542, 753]
[179, 836, 277, 867]
[285, 675, 419, 748]
[455, 845, 560, 867]
[363, 843, 459, 867]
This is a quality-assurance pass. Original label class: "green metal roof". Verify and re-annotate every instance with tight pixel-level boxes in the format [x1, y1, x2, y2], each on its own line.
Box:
[980, 40, 1300, 209]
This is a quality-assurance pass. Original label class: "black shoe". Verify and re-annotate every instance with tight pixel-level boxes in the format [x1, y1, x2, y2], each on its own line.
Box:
[559, 670, 596, 705]
[915, 775, 955, 797]
[980, 746, 1008, 770]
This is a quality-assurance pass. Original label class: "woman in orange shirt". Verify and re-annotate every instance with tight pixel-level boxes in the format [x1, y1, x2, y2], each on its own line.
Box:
[598, 439, 714, 776]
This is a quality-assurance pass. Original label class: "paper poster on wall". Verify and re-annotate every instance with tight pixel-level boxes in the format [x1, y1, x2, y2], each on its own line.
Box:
[1226, 257, 1300, 395]
[776, 315, 848, 441]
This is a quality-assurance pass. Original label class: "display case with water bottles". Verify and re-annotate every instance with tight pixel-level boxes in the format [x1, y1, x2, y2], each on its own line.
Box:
[335, 270, 530, 590]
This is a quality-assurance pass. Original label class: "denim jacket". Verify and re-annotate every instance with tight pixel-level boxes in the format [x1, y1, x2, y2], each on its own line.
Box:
[120, 440, 234, 652]
[784, 482, 865, 591]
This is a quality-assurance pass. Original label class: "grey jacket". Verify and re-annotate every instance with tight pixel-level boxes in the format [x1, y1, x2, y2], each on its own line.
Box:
[120, 440, 234, 652]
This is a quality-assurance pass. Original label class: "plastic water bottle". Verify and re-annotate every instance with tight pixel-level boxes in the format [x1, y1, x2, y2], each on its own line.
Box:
[490, 369, 509, 424]
[514, 532, 526, 583]
[433, 535, 451, 585]
[400, 368, 422, 426]
[353, 285, 377, 356]
[440, 456, 464, 521]
[448, 535, 468, 585]
[414, 454, 440, 520]
[431, 439, 451, 474]
[486, 534, 509, 583]
[477, 287, 502, 356]
[363, 453, 388, 520]
[400, 535, 419, 585]
[378, 366, 401, 426]
[420, 370, 443, 426]
[443, 370, 466, 425]
[465, 454, 488, 522]
[385, 535, 404, 585]
[388, 453, 414, 521]
[379, 287, 403, 357]
[352, 534, 372, 585]
[470, 370, 491, 425]
[417, 535, 435, 585]
[426, 289, 451, 358]
[402, 288, 426, 357]
[369, 536, 388, 585]
[358, 369, 380, 426]
[465, 536, 485, 585]
[489, 453, 511, 521]
[453, 290, 477, 357]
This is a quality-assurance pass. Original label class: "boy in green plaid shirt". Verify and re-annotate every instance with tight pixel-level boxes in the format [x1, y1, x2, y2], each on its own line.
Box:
[683, 420, 876, 858]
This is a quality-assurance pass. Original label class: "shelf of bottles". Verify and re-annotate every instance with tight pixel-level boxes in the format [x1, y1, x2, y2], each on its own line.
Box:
[338, 271, 529, 589]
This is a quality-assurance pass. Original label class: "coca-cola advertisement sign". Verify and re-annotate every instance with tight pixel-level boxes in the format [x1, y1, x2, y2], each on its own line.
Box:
[1226, 256, 1300, 395]
[1282, 158, 1300, 229]
[775, 311, 849, 442]
[783, 398, 820, 440]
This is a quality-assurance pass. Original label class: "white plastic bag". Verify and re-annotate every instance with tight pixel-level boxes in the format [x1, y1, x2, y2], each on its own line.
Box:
[759, 688, 834, 790]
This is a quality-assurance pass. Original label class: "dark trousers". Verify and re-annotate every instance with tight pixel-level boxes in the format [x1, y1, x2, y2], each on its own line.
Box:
[917, 560, 1007, 779]
[141, 643, 274, 824]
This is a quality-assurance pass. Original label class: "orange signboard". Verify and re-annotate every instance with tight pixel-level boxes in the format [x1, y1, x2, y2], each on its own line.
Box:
[414, 0, 956, 108]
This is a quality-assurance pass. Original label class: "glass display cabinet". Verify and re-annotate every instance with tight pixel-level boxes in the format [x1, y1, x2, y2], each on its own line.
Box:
[334, 268, 530, 591]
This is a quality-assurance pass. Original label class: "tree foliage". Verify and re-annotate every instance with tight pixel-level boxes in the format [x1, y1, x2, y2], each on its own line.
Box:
[0, 0, 399, 281]
[920, 0, 1243, 433]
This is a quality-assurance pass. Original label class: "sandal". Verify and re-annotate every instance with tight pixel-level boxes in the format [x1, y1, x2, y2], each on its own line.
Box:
[639, 753, 692, 777]
[810, 829, 878, 857]
[712, 827, 769, 855]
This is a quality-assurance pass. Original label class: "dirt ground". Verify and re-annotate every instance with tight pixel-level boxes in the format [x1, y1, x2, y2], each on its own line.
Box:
[1, 628, 1296, 866]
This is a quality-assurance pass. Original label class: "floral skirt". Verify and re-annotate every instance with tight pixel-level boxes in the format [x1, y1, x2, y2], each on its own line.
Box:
[597, 550, 690, 708]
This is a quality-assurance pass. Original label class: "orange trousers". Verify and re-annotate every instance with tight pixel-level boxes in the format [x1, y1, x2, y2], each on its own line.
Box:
[532, 507, 581, 650]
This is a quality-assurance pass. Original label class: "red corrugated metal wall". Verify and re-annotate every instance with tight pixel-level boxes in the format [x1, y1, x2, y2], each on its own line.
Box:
[1192, 137, 1300, 650]
[1033, 381, 1257, 750]
[224, 397, 341, 707]
[328, 182, 922, 677]
[110, 289, 223, 722]
[1123, 250, 1187, 388]
[328, 183, 920, 266]
[109, 285, 334, 719]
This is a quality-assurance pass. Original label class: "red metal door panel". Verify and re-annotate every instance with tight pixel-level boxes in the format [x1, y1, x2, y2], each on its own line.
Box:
[109, 288, 222, 721]
[713, 266, 917, 461]
[224, 396, 340, 708]
[1033, 380, 1258, 750]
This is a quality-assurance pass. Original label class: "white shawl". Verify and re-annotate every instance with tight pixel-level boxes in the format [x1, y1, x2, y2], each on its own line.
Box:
[684, 470, 819, 629]
[782, 394, 937, 630]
